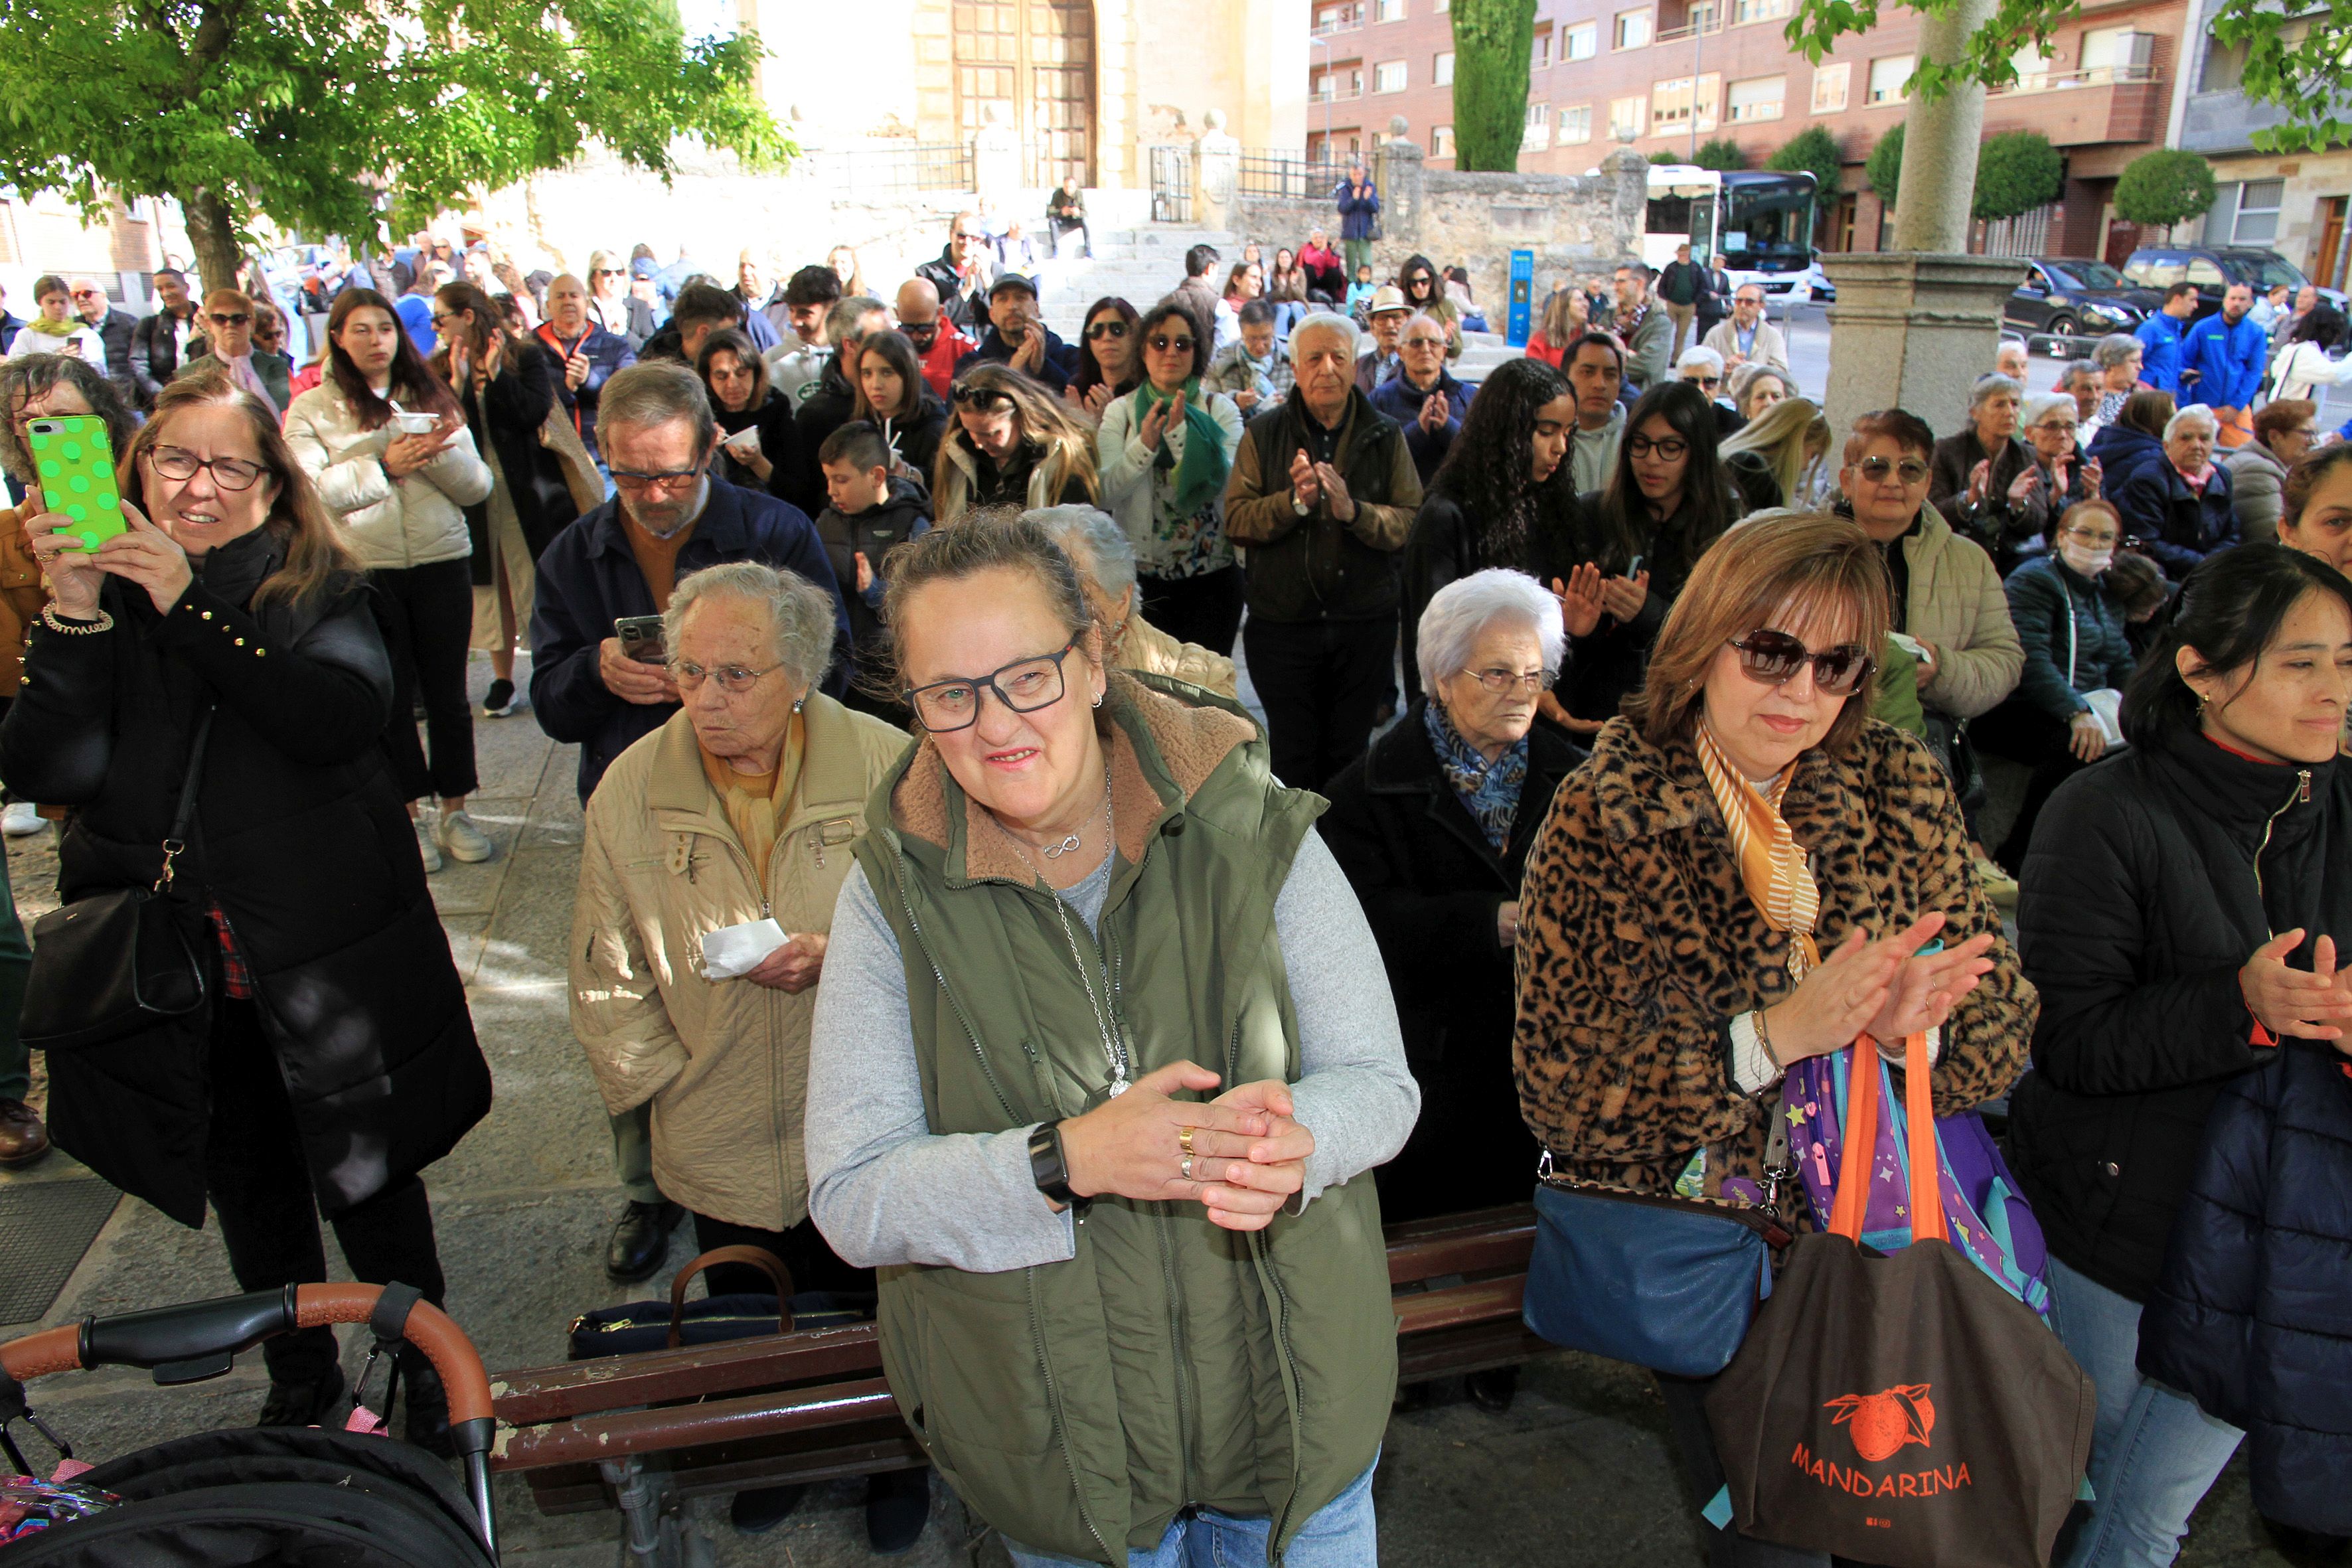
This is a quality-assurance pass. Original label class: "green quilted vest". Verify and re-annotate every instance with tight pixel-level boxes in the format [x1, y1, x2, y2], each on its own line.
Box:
[852, 672, 1397, 1565]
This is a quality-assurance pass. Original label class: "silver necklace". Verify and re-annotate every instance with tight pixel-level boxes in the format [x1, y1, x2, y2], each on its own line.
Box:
[990, 776, 1130, 1095]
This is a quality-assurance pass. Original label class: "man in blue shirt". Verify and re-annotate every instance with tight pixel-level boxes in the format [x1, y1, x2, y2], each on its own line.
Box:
[2181, 281, 2266, 428]
[2133, 283, 2198, 394]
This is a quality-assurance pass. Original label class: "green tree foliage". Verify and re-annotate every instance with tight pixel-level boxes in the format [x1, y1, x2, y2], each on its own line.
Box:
[0, 0, 791, 290]
[1866, 123, 1906, 209]
[2113, 149, 2219, 230]
[1764, 125, 1844, 215]
[1971, 130, 2062, 220]
[1694, 137, 1747, 171]
[1651, 150, 1686, 165]
[1451, 0, 1538, 172]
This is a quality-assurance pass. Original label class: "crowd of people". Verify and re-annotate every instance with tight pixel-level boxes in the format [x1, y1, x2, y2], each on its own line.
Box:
[1, 187, 2349, 1568]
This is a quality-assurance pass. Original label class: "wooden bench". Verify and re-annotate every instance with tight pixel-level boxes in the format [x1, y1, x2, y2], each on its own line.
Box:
[489, 1203, 1545, 1536]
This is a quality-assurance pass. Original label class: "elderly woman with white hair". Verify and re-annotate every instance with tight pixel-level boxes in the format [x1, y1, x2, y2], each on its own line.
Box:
[570, 558, 923, 1544]
[2013, 391, 2102, 558]
[1930, 370, 2043, 574]
[1322, 568, 1575, 1245]
[2113, 402, 2239, 580]
[1676, 343, 1739, 437]
[1025, 503, 1238, 697]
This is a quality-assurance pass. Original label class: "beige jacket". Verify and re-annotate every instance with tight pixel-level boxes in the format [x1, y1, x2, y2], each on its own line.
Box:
[1115, 612, 1238, 698]
[572, 696, 910, 1231]
[1897, 501, 2023, 721]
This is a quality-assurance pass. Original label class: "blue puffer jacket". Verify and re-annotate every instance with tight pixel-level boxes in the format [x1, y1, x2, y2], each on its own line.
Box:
[2086, 422, 2165, 499]
[2140, 1043, 2352, 1535]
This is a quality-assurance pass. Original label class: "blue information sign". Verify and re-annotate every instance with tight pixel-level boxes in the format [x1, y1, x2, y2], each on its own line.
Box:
[1506, 250, 1534, 348]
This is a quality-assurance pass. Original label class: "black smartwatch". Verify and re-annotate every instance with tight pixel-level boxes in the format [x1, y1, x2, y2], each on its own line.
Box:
[1028, 1118, 1083, 1210]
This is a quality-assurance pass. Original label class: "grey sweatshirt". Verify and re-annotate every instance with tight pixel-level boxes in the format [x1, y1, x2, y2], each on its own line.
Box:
[805, 829, 1419, 1273]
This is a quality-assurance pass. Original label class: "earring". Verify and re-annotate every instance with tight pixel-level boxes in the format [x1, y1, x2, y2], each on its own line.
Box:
[1092, 691, 1104, 708]
[792, 696, 805, 714]
[2195, 690, 2209, 716]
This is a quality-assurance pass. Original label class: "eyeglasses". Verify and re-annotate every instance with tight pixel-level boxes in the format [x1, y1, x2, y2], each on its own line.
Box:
[206, 312, 250, 328]
[1403, 336, 1445, 351]
[1728, 629, 1873, 696]
[1461, 666, 1555, 695]
[951, 384, 1014, 412]
[609, 465, 704, 493]
[668, 659, 780, 694]
[1689, 375, 1721, 390]
[70, 289, 102, 301]
[1086, 319, 1130, 341]
[903, 640, 1079, 732]
[2034, 420, 2078, 434]
[593, 268, 625, 277]
[2062, 527, 2122, 546]
[147, 444, 270, 491]
[1628, 434, 1688, 460]
[1857, 455, 1931, 486]
[1147, 333, 1194, 354]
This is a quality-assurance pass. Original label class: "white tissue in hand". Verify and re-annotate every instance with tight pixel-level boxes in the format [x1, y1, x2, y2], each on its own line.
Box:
[700, 918, 787, 980]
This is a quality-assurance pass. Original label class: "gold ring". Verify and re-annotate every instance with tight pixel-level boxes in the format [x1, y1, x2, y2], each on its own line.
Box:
[1178, 1126, 1195, 1155]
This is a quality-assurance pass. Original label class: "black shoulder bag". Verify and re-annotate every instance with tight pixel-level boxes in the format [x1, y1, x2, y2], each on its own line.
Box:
[21, 708, 215, 1052]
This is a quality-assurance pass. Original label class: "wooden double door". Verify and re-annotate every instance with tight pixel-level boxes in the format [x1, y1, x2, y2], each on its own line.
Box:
[952, 0, 1095, 189]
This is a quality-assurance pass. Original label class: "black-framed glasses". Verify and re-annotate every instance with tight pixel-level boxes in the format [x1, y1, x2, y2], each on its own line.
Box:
[951, 384, 1014, 412]
[668, 659, 780, 694]
[206, 311, 250, 328]
[1857, 455, 1930, 486]
[1086, 319, 1129, 341]
[148, 444, 270, 491]
[1728, 630, 1873, 696]
[1462, 666, 1555, 695]
[1628, 434, 1687, 460]
[593, 268, 625, 277]
[609, 464, 704, 493]
[902, 639, 1079, 732]
[1147, 333, 1194, 354]
[1690, 375, 1721, 390]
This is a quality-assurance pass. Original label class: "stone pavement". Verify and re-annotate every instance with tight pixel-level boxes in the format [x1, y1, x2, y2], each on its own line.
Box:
[0, 655, 2298, 1567]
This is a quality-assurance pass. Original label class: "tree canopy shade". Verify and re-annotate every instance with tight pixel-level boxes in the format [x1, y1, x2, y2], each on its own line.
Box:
[1694, 137, 1747, 171]
[1764, 125, 1843, 215]
[1865, 123, 1906, 208]
[2113, 149, 2219, 230]
[1971, 129, 2061, 220]
[1450, 0, 1537, 171]
[0, 0, 791, 291]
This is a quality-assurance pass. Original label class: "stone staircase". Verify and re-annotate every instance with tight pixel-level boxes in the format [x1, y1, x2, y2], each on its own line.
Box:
[1029, 224, 1241, 340]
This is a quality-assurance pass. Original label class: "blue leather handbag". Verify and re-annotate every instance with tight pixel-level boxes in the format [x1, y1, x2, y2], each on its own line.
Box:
[1522, 1162, 1792, 1378]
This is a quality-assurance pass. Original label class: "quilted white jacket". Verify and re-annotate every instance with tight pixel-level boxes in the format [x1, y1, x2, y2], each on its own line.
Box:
[283, 383, 491, 570]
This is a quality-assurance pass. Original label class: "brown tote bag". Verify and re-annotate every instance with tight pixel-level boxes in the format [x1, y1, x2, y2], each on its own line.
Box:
[1703, 1032, 2096, 1568]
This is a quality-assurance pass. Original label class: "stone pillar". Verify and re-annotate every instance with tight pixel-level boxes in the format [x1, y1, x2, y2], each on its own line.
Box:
[1195, 109, 1242, 233]
[1820, 252, 2029, 439]
[1603, 145, 1651, 262]
[1375, 123, 1425, 252]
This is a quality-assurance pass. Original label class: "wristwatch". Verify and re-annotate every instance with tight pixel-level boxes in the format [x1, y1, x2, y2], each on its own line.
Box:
[1028, 1119, 1084, 1210]
[1291, 490, 1312, 516]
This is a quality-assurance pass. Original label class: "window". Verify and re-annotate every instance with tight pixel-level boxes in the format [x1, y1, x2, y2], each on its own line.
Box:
[1652, 73, 1720, 129]
[1560, 104, 1594, 143]
[1615, 8, 1652, 48]
[1315, 64, 1365, 100]
[1375, 0, 1405, 19]
[2200, 35, 2247, 92]
[2187, 258, 2228, 287]
[1522, 101, 1553, 149]
[1610, 95, 1648, 137]
[1565, 21, 1597, 58]
[1312, 2, 1363, 31]
[1434, 49, 1454, 85]
[1533, 27, 1553, 68]
[1431, 124, 1454, 158]
[1727, 74, 1785, 122]
[1732, 0, 1790, 22]
[1374, 58, 1407, 92]
[1435, 0, 1448, 11]
[1811, 61, 1850, 112]
[2082, 26, 2154, 78]
[2207, 178, 2286, 244]
[1867, 54, 1913, 104]
[2008, 40, 2053, 89]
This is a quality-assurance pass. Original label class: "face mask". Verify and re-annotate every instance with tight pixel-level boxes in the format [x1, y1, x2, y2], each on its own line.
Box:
[2059, 540, 2114, 577]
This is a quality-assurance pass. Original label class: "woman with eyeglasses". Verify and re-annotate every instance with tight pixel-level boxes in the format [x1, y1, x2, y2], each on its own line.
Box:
[934, 362, 1099, 523]
[803, 512, 1416, 1568]
[286, 287, 494, 873]
[696, 327, 800, 503]
[174, 289, 291, 414]
[2224, 398, 2321, 542]
[848, 329, 948, 483]
[1322, 570, 1575, 1413]
[1976, 499, 2140, 872]
[1930, 372, 2042, 577]
[1097, 300, 1247, 657]
[570, 559, 927, 1549]
[2, 368, 490, 1447]
[1396, 253, 1462, 360]
[1554, 379, 1741, 736]
[1065, 296, 1142, 419]
[432, 278, 581, 718]
[1514, 510, 2029, 1568]
[2015, 392, 2103, 558]
[5, 274, 108, 366]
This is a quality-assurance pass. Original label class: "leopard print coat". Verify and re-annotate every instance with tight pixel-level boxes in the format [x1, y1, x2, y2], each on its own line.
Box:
[1512, 714, 2036, 1203]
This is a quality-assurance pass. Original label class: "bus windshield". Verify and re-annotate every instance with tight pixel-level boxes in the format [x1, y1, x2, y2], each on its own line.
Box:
[1715, 177, 1815, 271]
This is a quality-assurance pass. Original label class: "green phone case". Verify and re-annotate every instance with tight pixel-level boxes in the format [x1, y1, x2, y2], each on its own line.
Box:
[28, 416, 124, 550]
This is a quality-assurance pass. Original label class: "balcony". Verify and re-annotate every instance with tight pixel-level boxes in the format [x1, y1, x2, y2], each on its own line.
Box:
[1312, 3, 1365, 35]
[1984, 61, 2167, 145]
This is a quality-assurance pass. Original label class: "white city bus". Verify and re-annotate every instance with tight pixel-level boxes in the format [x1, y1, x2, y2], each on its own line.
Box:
[1640, 165, 1824, 307]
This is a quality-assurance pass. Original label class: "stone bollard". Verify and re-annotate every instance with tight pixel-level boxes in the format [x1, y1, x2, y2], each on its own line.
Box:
[1196, 110, 1241, 234]
[1820, 254, 2029, 438]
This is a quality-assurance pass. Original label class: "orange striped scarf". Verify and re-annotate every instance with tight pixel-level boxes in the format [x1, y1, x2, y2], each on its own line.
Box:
[1693, 722, 1821, 982]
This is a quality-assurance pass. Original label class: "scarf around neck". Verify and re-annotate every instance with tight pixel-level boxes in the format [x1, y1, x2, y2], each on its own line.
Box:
[1425, 700, 1528, 853]
[23, 315, 78, 338]
[1133, 376, 1229, 516]
[1693, 719, 1821, 980]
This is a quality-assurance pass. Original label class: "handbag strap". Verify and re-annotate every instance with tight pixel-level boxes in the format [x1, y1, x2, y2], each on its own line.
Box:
[153, 706, 217, 893]
[665, 1245, 795, 1350]
[1827, 1032, 1946, 1246]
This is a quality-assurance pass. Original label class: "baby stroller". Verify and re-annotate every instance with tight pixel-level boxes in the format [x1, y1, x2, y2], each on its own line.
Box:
[0, 1282, 500, 1564]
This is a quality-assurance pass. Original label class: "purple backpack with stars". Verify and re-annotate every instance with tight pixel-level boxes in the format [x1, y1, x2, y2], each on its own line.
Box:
[1780, 1044, 2053, 1316]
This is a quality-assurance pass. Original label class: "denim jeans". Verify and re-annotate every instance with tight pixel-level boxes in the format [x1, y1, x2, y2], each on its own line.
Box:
[2046, 1256, 2242, 1567]
[1004, 1456, 1378, 1568]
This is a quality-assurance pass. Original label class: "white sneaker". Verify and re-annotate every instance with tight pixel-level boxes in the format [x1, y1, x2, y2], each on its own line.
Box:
[414, 813, 443, 874]
[1, 801, 43, 837]
[438, 809, 495, 864]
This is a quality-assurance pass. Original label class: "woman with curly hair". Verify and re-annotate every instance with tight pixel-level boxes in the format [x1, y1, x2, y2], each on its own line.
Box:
[933, 362, 1098, 522]
[1397, 252, 1462, 358]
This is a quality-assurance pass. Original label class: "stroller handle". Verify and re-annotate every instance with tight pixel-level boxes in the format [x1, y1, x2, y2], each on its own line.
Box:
[0, 1283, 496, 1429]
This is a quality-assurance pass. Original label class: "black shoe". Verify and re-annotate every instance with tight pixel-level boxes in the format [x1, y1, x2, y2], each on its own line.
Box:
[481, 678, 518, 718]
[605, 1199, 682, 1283]
[865, 1468, 930, 1555]
[256, 1363, 347, 1429]
[729, 1483, 807, 1535]
[397, 1355, 454, 1458]
[1465, 1365, 1519, 1414]
[1391, 1379, 1433, 1413]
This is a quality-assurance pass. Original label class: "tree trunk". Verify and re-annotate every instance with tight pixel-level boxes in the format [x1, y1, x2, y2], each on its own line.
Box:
[184, 187, 244, 299]
[1889, 0, 1994, 252]
[1451, 0, 1536, 172]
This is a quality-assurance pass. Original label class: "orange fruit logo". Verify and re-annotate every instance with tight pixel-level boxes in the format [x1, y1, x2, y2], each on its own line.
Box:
[1823, 1384, 1936, 1462]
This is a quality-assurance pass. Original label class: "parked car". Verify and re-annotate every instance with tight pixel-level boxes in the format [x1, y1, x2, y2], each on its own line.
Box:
[2004, 257, 2157, 355]
[2120, 246, 2347, 318]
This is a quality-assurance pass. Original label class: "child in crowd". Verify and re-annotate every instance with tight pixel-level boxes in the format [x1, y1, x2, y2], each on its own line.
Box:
[1346, 263, 1377, 323]
[813, 420, 931, 720]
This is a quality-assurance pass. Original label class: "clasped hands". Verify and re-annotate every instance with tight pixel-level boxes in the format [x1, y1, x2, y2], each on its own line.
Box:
[1761, 913, 1999, 1068]
[1289, 449, 1355, 522]
[2240, 930, 2352, 1045]
[1055, 1060, 1314, 1233]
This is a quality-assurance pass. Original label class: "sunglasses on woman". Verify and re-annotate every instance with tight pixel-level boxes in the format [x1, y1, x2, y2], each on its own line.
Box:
[1085, 319, 1129, 341]
[1727, 629, 1873, 696]
[951, 384, 1014, 412]
[1857, 455, 1930, 486]
[1148, 333, 1194, 354]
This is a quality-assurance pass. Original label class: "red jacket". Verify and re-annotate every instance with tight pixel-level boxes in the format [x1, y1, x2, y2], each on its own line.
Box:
[915, 321, 978, 400]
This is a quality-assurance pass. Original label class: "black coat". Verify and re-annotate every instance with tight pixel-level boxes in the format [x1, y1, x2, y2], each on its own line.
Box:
[2009, 732, 2350, 1300]
[1324, 702, 1581, 1221]
[0, 530, 489, 1225]
[131, 307, 200, 408]
[791, 358, 860, 518]
[456, 337, 575, 580]
[878, 388, 949, 485]
[716, 387, 804, 504]
[1400, 484, 1579, 705]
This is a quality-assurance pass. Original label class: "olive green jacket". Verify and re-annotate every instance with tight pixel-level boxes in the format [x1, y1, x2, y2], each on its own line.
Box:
[851, 671, 1396, 1564]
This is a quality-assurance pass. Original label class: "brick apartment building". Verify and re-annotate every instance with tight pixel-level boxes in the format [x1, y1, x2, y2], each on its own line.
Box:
[1306, 0, 2183, 261]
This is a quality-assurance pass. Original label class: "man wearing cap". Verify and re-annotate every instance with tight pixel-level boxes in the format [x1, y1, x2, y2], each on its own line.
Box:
[953, 273, 1079, 392]
[1354, 284, 1409, 396]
